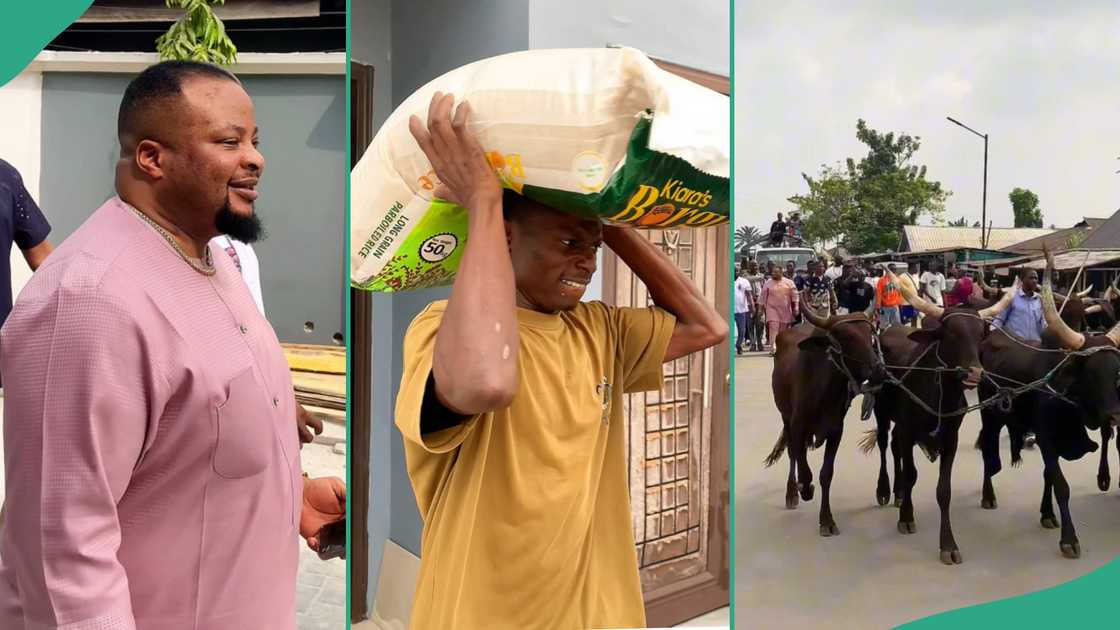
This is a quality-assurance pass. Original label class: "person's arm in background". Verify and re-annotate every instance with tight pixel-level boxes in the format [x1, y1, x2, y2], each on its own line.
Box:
[5, 160, 53, 270]
[789, 280, 799, 313]
[409, 93, 519, 414]
[603, 227, 727, 362]
[21, 240, 53, 270]
[875, 276, 884, 311]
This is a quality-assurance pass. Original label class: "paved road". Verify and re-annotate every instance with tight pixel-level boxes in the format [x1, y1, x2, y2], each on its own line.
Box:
[735, 354, 1120, 629]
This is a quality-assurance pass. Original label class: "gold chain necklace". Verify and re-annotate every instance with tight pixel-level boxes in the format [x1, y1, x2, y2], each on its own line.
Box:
[124, 202, 216, 276]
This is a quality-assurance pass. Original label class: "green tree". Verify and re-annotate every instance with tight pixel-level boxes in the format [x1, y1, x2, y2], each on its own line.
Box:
[734, 225, 762, 251]
[1009, 187, 1043, 228]
[788, 119, 949, 254]
[789, 166, 854, 248]
[156, 0, 237, 65]
[948, 217, 969, 227]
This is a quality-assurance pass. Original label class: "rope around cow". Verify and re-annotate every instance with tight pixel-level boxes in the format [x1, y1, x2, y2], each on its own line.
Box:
[821, 311, 1117, 435]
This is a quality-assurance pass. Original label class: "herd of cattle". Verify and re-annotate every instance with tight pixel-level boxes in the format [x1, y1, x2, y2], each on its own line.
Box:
[766, 249, 1120, 565]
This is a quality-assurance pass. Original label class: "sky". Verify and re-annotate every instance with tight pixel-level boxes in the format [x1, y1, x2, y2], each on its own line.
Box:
[735, 0, 1120, 234]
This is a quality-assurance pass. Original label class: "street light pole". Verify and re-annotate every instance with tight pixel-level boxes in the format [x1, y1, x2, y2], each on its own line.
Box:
[982, 132, 988, 248]
[947, 116, 989, 248]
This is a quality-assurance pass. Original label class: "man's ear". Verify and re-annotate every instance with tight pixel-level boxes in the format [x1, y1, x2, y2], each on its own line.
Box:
[797, 334, 833, 354]
[134, 139, 167, 181]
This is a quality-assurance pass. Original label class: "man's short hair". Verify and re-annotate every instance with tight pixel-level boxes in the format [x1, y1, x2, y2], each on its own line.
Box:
[118, 60, 239, 144]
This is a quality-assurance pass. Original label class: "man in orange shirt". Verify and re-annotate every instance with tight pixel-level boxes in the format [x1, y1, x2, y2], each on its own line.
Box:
[876, 263, 905, 328]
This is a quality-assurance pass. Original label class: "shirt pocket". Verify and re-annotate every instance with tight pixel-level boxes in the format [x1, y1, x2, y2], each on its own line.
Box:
[213, 367, 274, 479]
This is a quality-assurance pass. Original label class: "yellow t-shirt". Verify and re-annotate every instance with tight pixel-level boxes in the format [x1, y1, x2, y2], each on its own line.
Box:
[396, 300, 676, 629]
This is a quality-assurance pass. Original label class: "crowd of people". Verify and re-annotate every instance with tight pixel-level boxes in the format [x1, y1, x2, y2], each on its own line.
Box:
[734, 255, 1012, 355]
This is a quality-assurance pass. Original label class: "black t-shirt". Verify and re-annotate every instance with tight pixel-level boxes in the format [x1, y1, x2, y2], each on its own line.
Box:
[769, 219, 786, 236]
[0, 159, 51, 326]
[838, 278, 874, 312]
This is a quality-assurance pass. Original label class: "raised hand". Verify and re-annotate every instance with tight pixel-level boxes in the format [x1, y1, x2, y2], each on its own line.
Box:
[408, 92, 502, 212]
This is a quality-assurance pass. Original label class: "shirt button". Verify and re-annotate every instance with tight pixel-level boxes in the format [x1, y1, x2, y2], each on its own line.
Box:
[273, 397, 280, 407]
[239, 324, 248, 334]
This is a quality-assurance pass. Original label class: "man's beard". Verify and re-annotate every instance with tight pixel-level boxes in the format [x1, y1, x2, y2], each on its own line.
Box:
[214, 198, 264, 244]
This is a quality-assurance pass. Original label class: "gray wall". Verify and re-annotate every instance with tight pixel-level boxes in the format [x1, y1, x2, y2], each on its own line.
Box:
[350, 0, 393, 132]
[390, 0, 529, 108]
[39, 72, 346, 345]
[528, 0, 730, 76]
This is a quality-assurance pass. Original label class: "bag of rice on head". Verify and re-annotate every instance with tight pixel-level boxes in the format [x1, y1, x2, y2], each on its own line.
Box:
[351, 46, 729, 292]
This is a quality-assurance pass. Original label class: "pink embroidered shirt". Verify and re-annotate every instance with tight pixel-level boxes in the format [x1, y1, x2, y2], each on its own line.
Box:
[0, 197, 302, 630]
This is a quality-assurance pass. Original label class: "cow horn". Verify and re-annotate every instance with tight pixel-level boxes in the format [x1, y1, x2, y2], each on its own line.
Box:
[891, 269, 943, 319]
[1042, 245, 1086, 350]
[979, 277, 1020, 320]
[976, 273, 996, 295]
[1086, 304, 1104, 314]
[1076, 285, 1094, 299]
[798, 291, 831, 329]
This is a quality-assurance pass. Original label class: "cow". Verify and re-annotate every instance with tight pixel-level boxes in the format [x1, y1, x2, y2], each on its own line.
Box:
[985, 250, 1120, 558]
[869, 270, 1014, 565]
[976, 285, 1096, 491]
[765, 297, 886, 537]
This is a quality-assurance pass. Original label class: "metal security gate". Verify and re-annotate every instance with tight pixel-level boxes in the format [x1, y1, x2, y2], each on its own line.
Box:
[603, 223, 730, 626]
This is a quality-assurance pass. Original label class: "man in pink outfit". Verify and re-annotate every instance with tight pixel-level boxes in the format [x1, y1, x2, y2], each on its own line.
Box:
[0, 61, 343, 630]
[760, 265, 798, 352]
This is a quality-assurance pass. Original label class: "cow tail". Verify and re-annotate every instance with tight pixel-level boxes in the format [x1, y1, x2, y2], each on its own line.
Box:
[763, 428, 788, 467]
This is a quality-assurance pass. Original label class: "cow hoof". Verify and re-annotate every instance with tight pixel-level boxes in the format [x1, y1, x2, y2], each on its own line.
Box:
[939, 549, 963, 565]
[1041, 515, 1060, 530]
[1060, 542, 1081, 559]
[876, 494, 890, 507]
[800, 483, 815, 501]
[897, 520, 916, 535]
[785, 495, 799, 510]
[819, 523, 840, 537]
[1099, 477, 1111, 492]
[981, 497, 998, 510]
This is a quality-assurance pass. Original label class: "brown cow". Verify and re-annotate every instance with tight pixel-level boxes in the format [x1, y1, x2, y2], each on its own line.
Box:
[870, 271, 1013, 564]
[766, 298, 885, 537]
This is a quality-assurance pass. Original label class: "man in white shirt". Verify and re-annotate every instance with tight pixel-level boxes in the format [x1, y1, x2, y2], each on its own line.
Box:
[920, 260, 947, 307]
[824, 257, 845, 282]
[735, 267, 756, 354]
[212, 235, 265, 314]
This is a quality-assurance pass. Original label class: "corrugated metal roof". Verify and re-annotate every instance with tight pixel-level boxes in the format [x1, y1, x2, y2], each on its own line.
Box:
[902, 225, 1054, 251]
[1017, 249, 1120, 271]
[1081, 209, 1120, 248]
[1002, 218, 1110, 253]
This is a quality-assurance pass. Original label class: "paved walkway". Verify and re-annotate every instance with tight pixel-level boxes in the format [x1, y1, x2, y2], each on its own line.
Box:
[297, 439, 347, 630]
